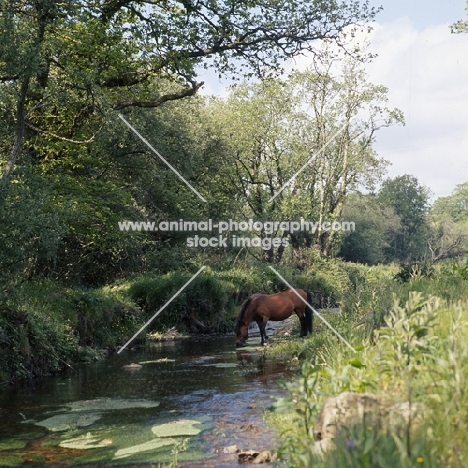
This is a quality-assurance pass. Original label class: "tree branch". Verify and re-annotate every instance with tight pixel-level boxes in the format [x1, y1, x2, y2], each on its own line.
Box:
[25, 122, 96, 144]
[114, 81, 204, 110]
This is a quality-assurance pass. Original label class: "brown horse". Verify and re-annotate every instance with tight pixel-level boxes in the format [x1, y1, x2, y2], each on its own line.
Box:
[234, 289, 313, 347]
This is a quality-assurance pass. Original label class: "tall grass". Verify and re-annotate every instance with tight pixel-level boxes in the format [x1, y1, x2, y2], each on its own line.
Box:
[270, 263, 468, 467]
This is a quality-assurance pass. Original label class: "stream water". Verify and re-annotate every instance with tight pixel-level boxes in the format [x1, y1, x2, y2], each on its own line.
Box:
[0, 336, 290, 467]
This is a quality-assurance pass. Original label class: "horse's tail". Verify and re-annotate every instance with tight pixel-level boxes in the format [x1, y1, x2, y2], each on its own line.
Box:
[234, 295, 255, 333]
[306, 290, 314, 334]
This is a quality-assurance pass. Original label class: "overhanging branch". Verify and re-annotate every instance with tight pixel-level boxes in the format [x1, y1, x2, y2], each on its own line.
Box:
[114, 81, 204, 110]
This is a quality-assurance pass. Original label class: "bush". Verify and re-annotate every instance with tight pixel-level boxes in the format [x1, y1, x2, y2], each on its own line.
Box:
[128, 270, 231, 333]
[0, 279, 144, 386]
[0, 307, 79, 385]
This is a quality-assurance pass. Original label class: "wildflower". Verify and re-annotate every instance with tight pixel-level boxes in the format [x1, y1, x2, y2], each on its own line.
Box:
[416, 457, 424, 463]
[346, 439, 356, 450]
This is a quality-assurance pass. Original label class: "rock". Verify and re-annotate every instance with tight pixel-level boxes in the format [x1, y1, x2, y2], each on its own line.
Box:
[238, 450, 260, 463]
[215, 444, 240, 454]
[238, 450, 274, 464]
[253, 450, 274, 464]
[313, 392, 424, 454]
[122, 363, 142, 370]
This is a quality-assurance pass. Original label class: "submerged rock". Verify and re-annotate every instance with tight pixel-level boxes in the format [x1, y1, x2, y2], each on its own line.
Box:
[215, 444, 240, 454]
[66, 397, 159, 412]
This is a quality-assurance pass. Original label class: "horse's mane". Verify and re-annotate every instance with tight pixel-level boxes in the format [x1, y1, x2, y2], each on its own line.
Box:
[234, 293, 263, 333]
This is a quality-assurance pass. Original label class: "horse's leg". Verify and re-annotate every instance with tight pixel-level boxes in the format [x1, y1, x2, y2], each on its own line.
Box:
[256, 318, 268, 345]
[298, 311, 307, 337]
[261, 320, 269, 343]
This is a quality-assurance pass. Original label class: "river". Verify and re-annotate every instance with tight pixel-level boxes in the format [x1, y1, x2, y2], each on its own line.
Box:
[0, 336, 290, 467]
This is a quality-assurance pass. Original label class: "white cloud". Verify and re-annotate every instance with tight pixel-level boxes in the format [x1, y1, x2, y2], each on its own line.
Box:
[365, 18, 468, 199]
[198, 17, 468, 199]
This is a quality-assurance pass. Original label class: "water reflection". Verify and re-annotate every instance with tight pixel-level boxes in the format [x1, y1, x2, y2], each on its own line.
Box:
[0, 336, 288, 467]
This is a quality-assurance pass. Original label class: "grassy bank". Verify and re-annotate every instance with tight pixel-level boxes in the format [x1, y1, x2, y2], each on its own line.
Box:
[0, 279, 143, 385]
[0, 258, 350, 386]
[266, 260, 468, 467]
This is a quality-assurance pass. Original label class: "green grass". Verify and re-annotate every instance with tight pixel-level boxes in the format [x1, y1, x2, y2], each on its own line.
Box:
[266, 262, 468, 468]
[0, 279, 144, 386]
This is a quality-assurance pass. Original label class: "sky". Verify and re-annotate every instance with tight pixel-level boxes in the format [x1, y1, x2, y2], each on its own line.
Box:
[199, 0, 468, 201]
[365, 0, 468, 200]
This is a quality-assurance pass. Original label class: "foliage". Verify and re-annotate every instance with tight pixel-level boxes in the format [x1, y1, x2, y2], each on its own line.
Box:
[428, 182, 468, 261]
[0, 279, 143, 385]
[449, 259, 468, 280]
[0, 171, 67, 290]
[451, 1, 468, 33]
[432, 182, 468, 222]
[0, 306, 79, 385]
[393, 262, 435, 283]
[269, 264, 468, 468]
[377, 175, 430, 262]
[128, 270, 231, 332]
[339, 193, 400, 264]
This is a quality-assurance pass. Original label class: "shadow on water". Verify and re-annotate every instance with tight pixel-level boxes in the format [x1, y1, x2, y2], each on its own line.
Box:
[0, 335, 290, 467]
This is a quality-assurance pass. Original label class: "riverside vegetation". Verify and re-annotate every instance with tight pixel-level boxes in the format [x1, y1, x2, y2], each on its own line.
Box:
[0, 254, 350, 385]
[2, 251, 468, 468]
[266, 258, 468, 468]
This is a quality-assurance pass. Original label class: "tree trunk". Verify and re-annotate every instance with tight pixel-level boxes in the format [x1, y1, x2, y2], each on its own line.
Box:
[0, 77, 30, 193]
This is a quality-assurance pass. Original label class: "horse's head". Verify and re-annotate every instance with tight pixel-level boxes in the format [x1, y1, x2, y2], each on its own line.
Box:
[235, 320, 248, 347]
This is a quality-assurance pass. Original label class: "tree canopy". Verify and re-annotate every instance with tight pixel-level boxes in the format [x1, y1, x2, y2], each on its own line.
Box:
[0, 0, 380, 188]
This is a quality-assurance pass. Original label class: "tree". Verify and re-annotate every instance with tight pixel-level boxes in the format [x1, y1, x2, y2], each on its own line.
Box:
[205, 54, 402, 261]
[451, 1, 468, 33]
[338, 194, 400, 264]
[428, 182, 468, 261]
[377, 175, 430, 262]
[432, 182, 468, 222]
[0, 0, 380, 190]
[286, 56, 402, 256]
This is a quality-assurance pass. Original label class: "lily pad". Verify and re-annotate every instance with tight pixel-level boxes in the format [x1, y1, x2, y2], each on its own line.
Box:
[151, 419, 203, 437]
[0, 439, 27, 450]
[65, 398, 160, 412]
[113, 438, 176, 460]
[0, 454, 24, 467]
[59, 434, 113, 450]
[35, 413, 102, 432]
